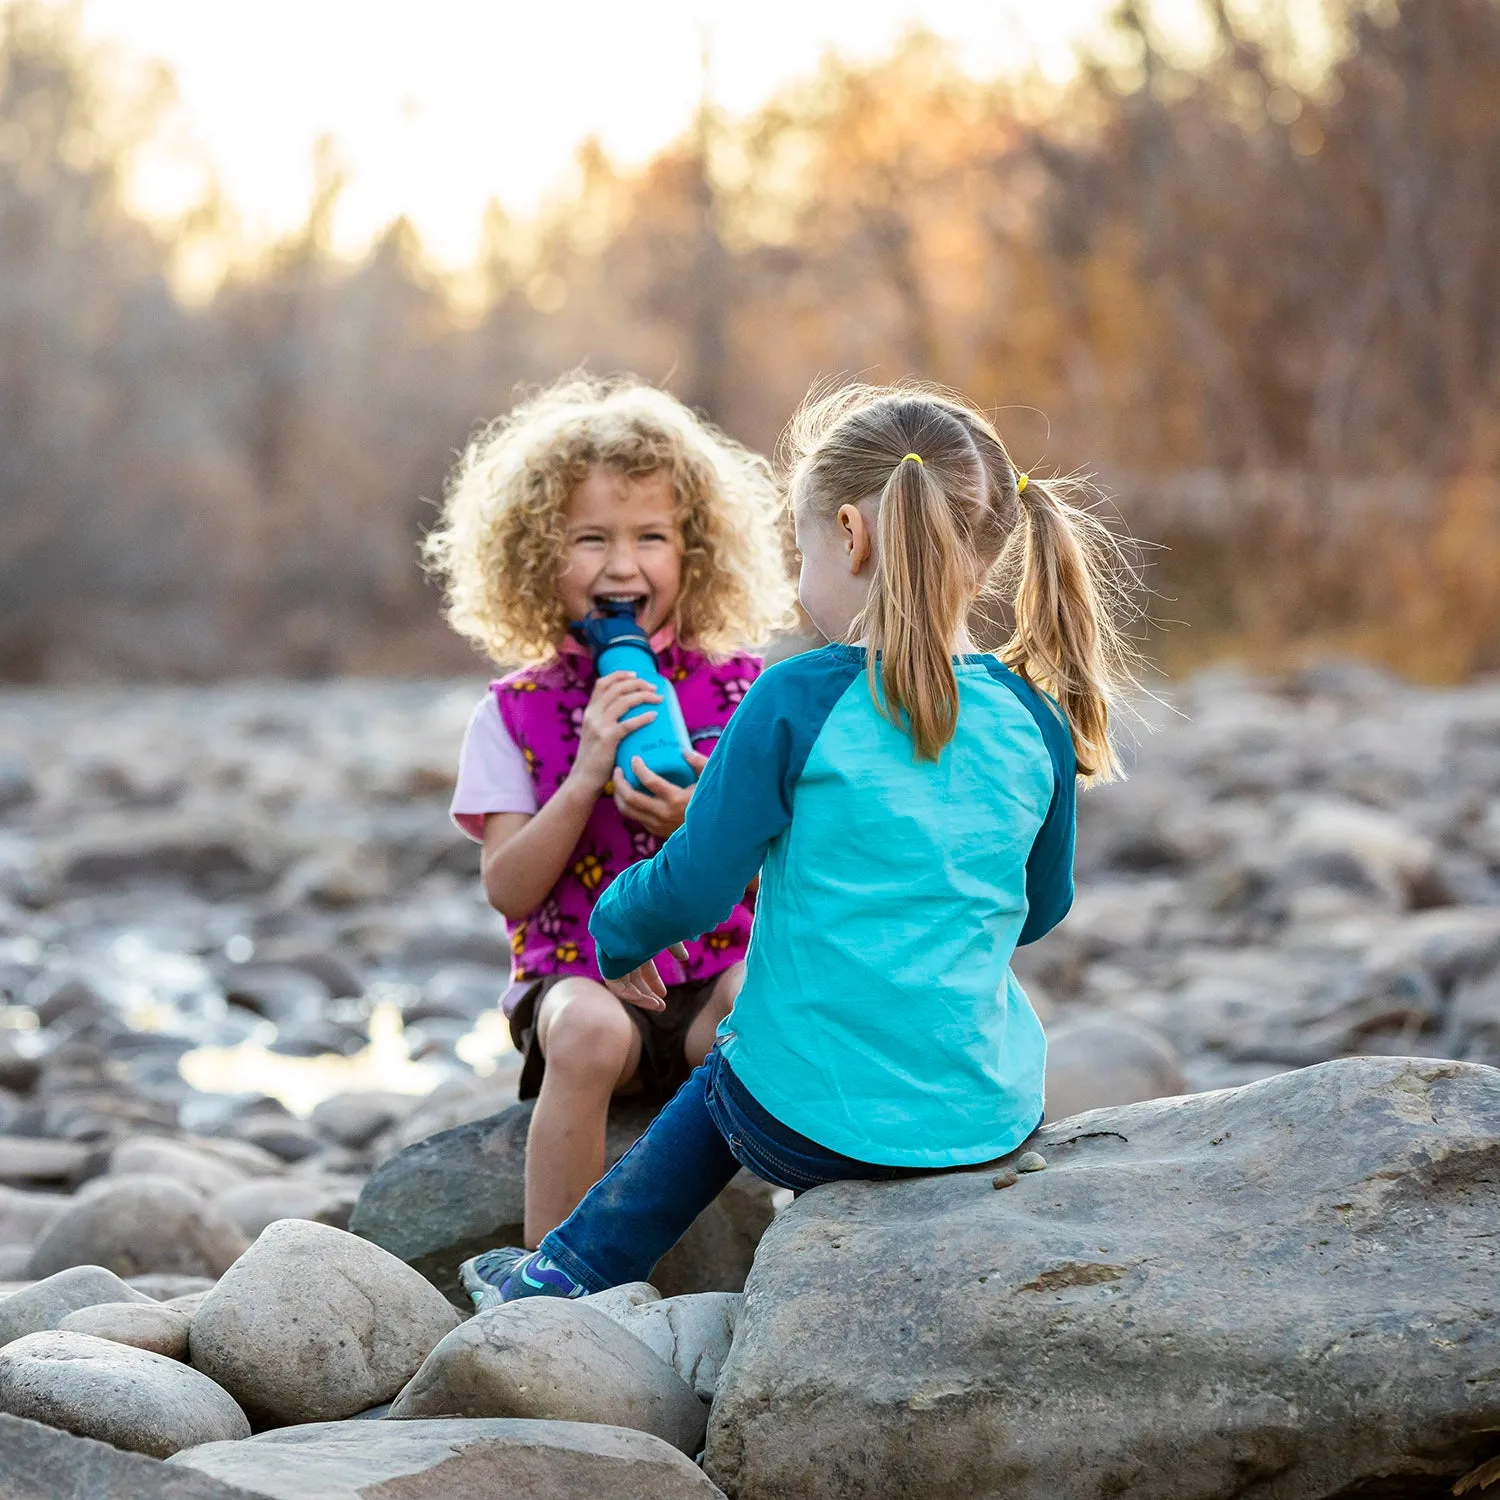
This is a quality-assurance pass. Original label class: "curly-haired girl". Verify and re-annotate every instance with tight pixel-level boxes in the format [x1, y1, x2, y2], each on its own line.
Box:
[424, 374, 796, 1256]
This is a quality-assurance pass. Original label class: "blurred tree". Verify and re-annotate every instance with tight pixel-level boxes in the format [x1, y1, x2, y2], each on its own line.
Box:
[1, 0, 1497, 681]
[0, 0, 190, 675]
[1026, 0, 1500, 475]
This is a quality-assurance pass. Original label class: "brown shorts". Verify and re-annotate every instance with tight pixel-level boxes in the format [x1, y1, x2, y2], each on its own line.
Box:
[508, 973, 727, 1106]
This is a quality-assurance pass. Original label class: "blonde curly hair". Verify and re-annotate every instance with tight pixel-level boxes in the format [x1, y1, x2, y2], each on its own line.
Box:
[424, 374, 798, 665]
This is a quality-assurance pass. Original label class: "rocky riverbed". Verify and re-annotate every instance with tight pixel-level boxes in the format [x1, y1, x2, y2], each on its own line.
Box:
[0, 662, 1497, 1497]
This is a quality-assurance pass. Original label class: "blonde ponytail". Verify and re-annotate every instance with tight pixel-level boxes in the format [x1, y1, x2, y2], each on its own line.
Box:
[784, 381, 1144, 778]
[858, 457, 974, 760]
[1000, 476, 1139, 782]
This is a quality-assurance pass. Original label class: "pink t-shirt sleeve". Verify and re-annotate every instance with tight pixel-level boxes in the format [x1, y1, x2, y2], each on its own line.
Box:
[449, 693, 538, 842]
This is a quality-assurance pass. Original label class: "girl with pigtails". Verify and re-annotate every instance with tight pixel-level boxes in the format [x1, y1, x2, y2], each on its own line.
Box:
[462, 382, 1140, 1307]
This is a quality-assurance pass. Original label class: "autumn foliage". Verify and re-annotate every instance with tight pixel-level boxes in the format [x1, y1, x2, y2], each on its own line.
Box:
[2, 0, 1498, 680]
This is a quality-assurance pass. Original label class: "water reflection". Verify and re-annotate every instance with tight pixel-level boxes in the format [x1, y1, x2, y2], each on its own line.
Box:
[175, 989, 517, 1118]
[5, 920, 519, 1122]
[454, 1008, 513, 1074]
[179, 1001, 446, 1117]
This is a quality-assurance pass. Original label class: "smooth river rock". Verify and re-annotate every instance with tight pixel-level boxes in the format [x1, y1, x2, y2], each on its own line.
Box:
[111, 1138, 250, 1198]
[189, 1218, 460, 1425]
[706, 1057, 1500, 1500]
[0, 1264, 152, 1348]
[0, 1330, 249, 1457]
[389, 1297, 708, 1456]
[591, 1290, 740, 1402]
[349, 1096, 773, 1303]
[214, 1178, 353, 1240]
[309, 1091, 408, 1150]
[58, 1299, 193, 1360]
[27, 1179, 249, 1280]
[168, 1418, 726, 1498]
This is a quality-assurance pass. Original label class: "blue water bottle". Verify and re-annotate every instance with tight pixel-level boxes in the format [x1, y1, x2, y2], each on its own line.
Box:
[571, 601, 698, 791]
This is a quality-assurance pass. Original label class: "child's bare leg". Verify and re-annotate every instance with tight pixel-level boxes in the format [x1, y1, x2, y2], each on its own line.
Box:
[525, 978, 642, 1247]
[683, 962, 743, 1070]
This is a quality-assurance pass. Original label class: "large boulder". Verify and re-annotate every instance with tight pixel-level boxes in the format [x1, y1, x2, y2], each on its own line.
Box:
[0, 1330, 249, 1457]
[27, 1180, 248, 1280]
[0, 1413, 261, 1500]
[168, 1418, 725, 1498]
[0, 1264, 152, 1348]
[389, 1298, 708, 1456]
[188, 1219, 460, 1425]
[706, 1057, 1500, 1500]
[350, 1097, 773, 1302]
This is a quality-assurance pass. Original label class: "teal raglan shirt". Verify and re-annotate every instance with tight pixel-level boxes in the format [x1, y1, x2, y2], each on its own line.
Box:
[589, 643, 1076, 1167]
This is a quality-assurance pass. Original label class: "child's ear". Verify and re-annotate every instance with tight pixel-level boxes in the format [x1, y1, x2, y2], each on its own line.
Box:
[836, 504, 872, 574]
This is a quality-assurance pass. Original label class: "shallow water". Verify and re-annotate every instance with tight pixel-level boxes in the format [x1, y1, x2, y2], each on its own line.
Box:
[178, 1000, 516, 1116]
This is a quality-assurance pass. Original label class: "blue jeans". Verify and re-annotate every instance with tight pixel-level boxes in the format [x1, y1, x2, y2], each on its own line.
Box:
[539, 1044, 921, 1293]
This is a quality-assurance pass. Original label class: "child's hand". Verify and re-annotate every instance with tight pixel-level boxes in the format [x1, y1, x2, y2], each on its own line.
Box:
[568, 671, 661, 793]
[614, 749, 709, 837]
[606, 942, 690, 1012]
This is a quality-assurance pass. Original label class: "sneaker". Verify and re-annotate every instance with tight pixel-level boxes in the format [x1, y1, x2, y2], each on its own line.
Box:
[458, 1246, 586, 1310]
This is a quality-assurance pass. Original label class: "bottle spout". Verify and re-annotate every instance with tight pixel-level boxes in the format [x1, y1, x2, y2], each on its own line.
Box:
[570, 599, 653, 658]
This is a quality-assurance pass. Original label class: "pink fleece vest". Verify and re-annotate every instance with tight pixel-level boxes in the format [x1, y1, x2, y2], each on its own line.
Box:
[493, 641, 760, 1009]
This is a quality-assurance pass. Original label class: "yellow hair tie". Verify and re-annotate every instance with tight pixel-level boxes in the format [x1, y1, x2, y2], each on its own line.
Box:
[1016, 472, 1029, 494]
[900, 453, 924, 466]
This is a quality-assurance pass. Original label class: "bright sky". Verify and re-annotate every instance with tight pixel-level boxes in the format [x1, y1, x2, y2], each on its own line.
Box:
[77, 0, 1217, 273]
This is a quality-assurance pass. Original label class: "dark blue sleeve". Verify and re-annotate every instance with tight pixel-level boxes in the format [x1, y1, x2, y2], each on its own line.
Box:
[981, 663, 1077, 945]
[589, 647, 861, 979]
[1019, 779, 1075, 944]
